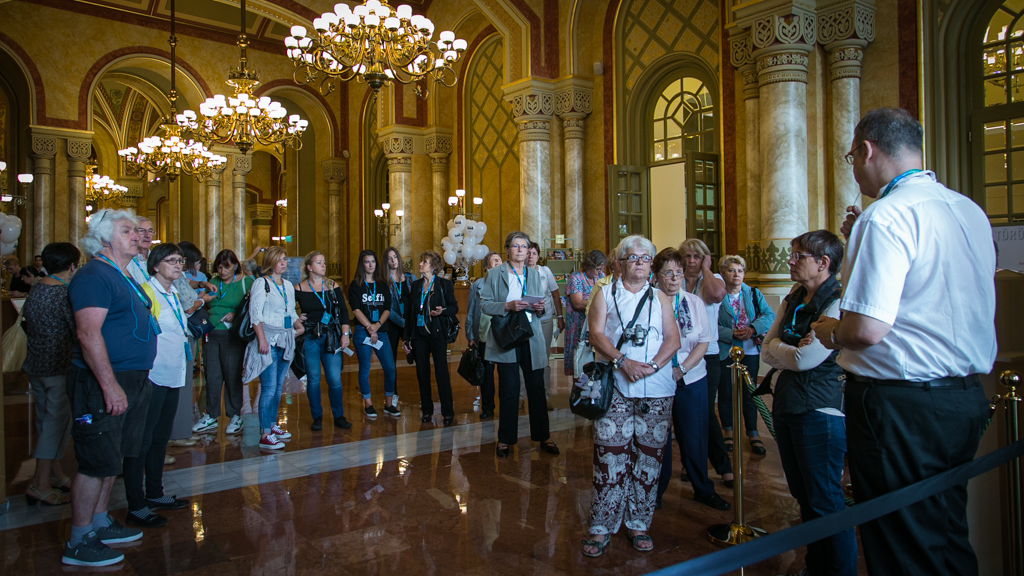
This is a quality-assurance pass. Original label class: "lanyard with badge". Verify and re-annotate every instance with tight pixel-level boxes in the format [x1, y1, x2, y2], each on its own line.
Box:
[309, 279, 332, 325]
[417, 277, 434, 327]
[96, 254, 156, 341]
[269, 277, 290, 328]
[132, 257, 150, 281]
[159, 290, 192, 361]
[879, 169, 923, 200]
[366, 281, 379, 322]
[48, 274, 69, 287]
[512, 266, 534, 322]
[217, 275, 236, 300]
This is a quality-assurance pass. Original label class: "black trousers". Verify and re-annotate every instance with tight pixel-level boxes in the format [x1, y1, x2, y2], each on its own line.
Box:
[478, 342, 496, 413]
[496, 342, 549, 445]
[707, 355, 733, 476]
[846, 376, 988, 576]
[123, 385, 180, 512]
[657, 376, 717, 501]
[385, 321, 404, 366]
[413, 335, 454, 418]
[203, 330, 245, 418]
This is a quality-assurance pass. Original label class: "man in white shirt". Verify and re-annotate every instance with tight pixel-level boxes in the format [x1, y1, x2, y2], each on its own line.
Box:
[127, 218, 155, 286]
[813, 107, 996, 576]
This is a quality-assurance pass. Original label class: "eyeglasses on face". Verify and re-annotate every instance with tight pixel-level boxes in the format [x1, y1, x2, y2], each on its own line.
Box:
[787, 252, 816, 263]
[659, 270, 683, 279]
[844, 139, 876, 165]
[161, 257, 185, 266]
[135, 227, 155, 236]
[620, 254, 652, 264]
[509, 243, 528, 250]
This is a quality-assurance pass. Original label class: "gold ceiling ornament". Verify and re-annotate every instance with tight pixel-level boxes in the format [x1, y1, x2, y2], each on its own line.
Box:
[118, 0, 226, 182]
[84, 162, 127, 206]
[177, 0, 307, 154]
[285, 0, 467, 99]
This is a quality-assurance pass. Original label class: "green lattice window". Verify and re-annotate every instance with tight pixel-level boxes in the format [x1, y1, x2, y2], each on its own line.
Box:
[652, 77, 714, 162]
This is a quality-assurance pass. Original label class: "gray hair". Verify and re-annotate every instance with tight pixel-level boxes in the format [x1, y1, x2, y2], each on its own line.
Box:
[503, 230, 530, 250]
[80, 208, 138, 258]
[613, 234, 656, 262]
[853, 107, 923, 160]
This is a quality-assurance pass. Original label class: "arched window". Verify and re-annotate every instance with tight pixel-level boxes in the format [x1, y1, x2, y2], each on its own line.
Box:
[652, 77, 714, 163]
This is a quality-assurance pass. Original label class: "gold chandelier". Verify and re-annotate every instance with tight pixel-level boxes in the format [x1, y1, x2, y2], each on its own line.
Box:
[285, 0, 467, 99]
[85, 163, 127, 206]
[177, 0, 306, 154]
[118, 0, 226, 182]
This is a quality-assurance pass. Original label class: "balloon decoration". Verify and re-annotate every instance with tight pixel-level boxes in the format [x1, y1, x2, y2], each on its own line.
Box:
[441, 216, 489, 282]
[0, 212, 22, 256]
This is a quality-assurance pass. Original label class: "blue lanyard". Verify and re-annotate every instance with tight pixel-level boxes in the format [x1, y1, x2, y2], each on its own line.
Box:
[511, 266, 526, 292]
[879, 169, 923, 199]
[308, 279, 327, 309]
[96, 254, 150, 309]
[159, 290, 187, 335]
[365, 281, 376, 303]
[48, 274, 69, 287]
[419, 277, 434, 312]
[216, 275, 236, 300]
[270, 277, 287, 301]
[673, 293, 679, 320]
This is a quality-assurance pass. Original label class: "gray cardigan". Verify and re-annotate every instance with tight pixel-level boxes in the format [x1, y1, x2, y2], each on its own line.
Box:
[465, 278, 484, 344]
[479, 262, 549, 369]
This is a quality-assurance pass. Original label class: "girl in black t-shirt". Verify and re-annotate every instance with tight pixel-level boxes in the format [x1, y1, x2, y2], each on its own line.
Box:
[347, 250, 398, 419]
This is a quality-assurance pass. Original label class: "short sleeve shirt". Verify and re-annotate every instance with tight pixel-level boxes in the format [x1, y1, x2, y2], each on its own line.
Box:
[682, 273, 724, 357]
[675, 291, 715, 385]
[69, 257, 158, 372]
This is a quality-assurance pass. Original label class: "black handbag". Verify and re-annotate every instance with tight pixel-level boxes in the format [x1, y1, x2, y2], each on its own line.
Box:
[187, 306, 215, 339]
[457, 346, 486, 386]
[490, 310, 533, 350]
[438, 315, 460, 343]
[235, 277, 270, 342]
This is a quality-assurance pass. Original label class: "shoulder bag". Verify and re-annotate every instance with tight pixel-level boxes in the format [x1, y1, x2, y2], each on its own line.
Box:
[235, 276, 270, 342]
[570, 285, 652, 420]
[490, 267, 534, 349]
[436, 281, 461, 343]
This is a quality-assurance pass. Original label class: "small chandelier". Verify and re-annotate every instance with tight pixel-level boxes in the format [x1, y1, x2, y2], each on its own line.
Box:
[178, 0, 306, 154]
[285, 0, 467, 99]
[85, 163, 127, 205]
[118, 0, 226, 182]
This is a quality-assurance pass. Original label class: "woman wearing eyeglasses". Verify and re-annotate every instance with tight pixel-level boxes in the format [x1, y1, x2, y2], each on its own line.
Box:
[719, 254, 775, 456]
[582, 236, 680, 557]
[761, 230, 855, 576]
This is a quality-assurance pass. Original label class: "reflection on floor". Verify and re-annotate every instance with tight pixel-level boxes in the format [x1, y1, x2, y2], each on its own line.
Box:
[2, 358, 866, 575]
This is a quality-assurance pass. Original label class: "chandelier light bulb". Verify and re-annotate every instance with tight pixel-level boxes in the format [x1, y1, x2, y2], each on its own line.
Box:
[455, 189, 465, 197]
[381, 202, 391, 211]
[473, 197, 483, 205]
[17, 174, 33, 184]
[447, 196, 457, 206]
[374, 209, 384, 217]
[0, 160, 6, 171]
[395, 210, 404, 218]
[396, 4, 412, 18]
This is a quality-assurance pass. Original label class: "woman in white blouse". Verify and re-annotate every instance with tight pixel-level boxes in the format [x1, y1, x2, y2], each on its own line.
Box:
[123, 243, 191, 528]
[582, 235, 680, 557]
[243, 246, 305, 450]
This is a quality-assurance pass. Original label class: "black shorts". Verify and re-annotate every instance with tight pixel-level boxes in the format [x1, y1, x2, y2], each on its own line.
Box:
[66, 365, 152, 478]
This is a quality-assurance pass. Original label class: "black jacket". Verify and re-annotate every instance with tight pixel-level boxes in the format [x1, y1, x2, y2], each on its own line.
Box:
[403, 276, 458, 341]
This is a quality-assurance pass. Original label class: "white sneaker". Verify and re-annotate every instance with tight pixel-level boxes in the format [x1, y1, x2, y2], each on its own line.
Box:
[225, 415, 243, 435]
[270, 424, 291, 439]
[259, 434, 285, 450]
[192, 413, 218, 433]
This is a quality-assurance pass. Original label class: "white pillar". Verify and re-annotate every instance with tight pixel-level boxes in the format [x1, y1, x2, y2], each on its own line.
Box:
[231, 155, 252, 258]
[205, 167, 225, 258]
[826, 39, 867, 234]
[386, 155, 412, 256]
[322, 158, 346, 272]
[741, 64, 761, 280]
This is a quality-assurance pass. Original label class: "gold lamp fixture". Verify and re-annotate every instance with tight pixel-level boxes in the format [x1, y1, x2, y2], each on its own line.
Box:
[177, 0, 306, 154]
[84, 163, 127, 207]
[118, 0, 226, 182]
[285, 0, 467, 99]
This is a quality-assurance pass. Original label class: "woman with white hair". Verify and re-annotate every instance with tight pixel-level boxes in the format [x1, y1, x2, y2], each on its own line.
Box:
[582, 235, 680, 557]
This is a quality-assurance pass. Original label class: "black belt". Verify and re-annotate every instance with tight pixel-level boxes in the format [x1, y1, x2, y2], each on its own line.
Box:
[846, 372, 980, 389]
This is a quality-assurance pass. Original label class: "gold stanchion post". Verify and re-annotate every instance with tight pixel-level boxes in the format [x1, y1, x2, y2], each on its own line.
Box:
[996, 371, 1022, 575]
[708, 346, 767, 550]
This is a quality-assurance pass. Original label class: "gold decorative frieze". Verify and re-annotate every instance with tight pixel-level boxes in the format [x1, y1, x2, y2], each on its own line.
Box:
[321, 158, 346, 183]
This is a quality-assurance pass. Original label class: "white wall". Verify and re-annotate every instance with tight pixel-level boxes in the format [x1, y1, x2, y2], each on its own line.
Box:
[650, 162, 687, 253]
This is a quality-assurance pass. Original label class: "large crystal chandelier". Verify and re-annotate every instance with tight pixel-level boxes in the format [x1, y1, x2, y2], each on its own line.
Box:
[177, 0, 306, 154]
[285, 1, 467, 99]
[85, 163, 127, 205]
[118, 0, 226, 182]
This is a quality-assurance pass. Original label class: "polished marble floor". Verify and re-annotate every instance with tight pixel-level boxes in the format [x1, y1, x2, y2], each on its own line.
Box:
[2, 357, 866, 575]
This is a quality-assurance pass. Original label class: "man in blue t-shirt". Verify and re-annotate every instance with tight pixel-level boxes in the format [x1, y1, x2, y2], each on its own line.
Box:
[62, 209, 158, 568]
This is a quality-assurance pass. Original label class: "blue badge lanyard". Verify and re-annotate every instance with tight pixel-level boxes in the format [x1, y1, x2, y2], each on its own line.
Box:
[48, 274, 69, 287]
[365, 281, 379, 321]
[95, 254, 153, 342]
[511, 266, 526, 295]
[270, 277, 289, 327]
[159, 290, 192, 360]
[419, 277, 434, 319]
[672, 293, 681, 367]
[309, 279, 328, 308]
[392, 277, 406, 314]
[132, 257, 150, 281]
[879, 169, 923, 200]
[217, 275, 236, 300]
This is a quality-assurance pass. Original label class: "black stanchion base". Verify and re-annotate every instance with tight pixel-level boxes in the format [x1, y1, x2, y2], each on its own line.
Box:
[707, 522, 768, 547]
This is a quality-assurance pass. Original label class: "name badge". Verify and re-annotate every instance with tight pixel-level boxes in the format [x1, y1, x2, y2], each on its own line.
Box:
[371, 309, 379, 322]
[283, 316, 291, 329]
[321, 312, 332, 325]
[526, 311, 533, 322]
[184, 342, 193, 362]
[149, 315, 162, 336]
[417, 314, 425, 327]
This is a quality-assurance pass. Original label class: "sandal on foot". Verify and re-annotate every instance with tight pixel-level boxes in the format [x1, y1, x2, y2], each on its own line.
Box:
[750, 438, 767, 456]
[26, 485, 70, 506]
[581, 535, 610, 558]
[51, 476, 72, 492]
[630, 533, 654, 552]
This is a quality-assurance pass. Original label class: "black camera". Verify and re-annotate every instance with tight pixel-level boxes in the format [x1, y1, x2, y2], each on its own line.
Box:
[624, 325, 648, 347]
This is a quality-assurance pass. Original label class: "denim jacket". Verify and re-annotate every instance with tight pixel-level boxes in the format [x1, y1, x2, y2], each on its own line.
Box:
[721, 283, 775, 349]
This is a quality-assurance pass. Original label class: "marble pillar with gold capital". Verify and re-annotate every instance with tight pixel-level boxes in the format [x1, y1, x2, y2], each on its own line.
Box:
[66, 138, 92, 245]
[425, 128, 453, 251]
[205, 166, 226, 259]
[30, 134, 56, 256]
[731, 28, 762, 279]
[380, 136, 412, 256]
[554, 78, 593, 250]
[505, 84, 555, 245]
[322, 158, 346, 270]
[231, 155, 252, 258]
[827, 40, 867, 234]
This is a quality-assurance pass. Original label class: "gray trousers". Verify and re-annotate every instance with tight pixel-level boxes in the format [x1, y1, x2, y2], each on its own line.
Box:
[29, 374, 71, 460]
[203, 330, 245, 418]
[170, 335, 197, 440]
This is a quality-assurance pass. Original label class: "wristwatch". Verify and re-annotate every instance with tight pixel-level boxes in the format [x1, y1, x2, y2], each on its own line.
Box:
[649, 361, 660, 371]
[679, 365, 689, 376]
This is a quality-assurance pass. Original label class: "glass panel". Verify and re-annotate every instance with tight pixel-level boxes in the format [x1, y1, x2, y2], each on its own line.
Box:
[987, 9, 1013, 44]
[695, 184, 704, 205]
[1014, 14, 1024, 40]
[667, 139, 682, 160]
[988, 77, 1008, 106]
[986, 153, 1008, 183]
[707, 163, 716, 184]
[662, 80, 680, 100]
[683, 110, 699, 134]
[618, 175, 629, 192]
[1012, 150, 1024, 180]
[1011, 75, 1024, 102]
[631, 193, 641, 214]
[1013, 118, 1024, 147]
[653, 122, 664, 141]
[986, 121, 1007, 151]
[985, 46, 1007, 76]
[667, 119, 682, 138]
[988, 185, 1009, 214]
[698, 87, 713, 107]
[706, 185, 716, 206]
[702, 136, 714, 153]
[618, 193, 628, 213]
[695, 160, 704, 179]
[654, 96, 668, 120]
[619, 216, 629, 235]
[695, 210, 705, 230]
[1014, 183, 1024, 212]
[630, 173, 640, 190]
[631, 215, 641, 232]
[701, 111, 714, 131]
[682, 77, 702, 96]
[654, 142, 665, 162]
[1013, 41, 1024, 72]
[707, 210, 716, 231]
[685, 135, 700, 152]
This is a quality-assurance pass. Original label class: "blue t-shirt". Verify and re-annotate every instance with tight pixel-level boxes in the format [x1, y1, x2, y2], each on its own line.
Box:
[69, 257, 158, 372]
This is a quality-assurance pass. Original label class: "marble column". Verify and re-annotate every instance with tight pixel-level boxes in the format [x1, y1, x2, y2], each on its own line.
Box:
[515, 117, 552, 244]
[30, 135, 56, 256]
[66, 138, 91, 245]
[386, 155, 412, 256]
[232, 155, 252, 258]
[322, 158, 346, 272]
[554, 79, 592, 250]
[741, 64, 761, 280]
[757, 44, 812, 283]
[430, 155, 448, 247]
[827, 39, 867, 234]
[205, 166, 225, 258]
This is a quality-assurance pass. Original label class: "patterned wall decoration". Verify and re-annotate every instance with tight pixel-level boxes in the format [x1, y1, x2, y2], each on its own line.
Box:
[93, 79, 163, 173]
[466, 36, 520, 240]
[620, 0, 720, 104]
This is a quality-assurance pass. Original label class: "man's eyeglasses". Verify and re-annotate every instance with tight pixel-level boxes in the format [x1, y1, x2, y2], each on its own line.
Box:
[620, 254, 652, 264]
[659, 271, 683, 278]
[844, 139, 876, 165]
[787, 252, 816, 264]
[135, 227, 155, 236]
[161, 257, 185, 266]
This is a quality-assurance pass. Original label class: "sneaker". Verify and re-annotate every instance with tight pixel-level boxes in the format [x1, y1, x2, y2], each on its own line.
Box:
[383, 404, 400, 417]
[225, 415, 243, 435]
[334, 416, 352, 429]
[270, 424, 291, 439]
[95, 518, 143, 544]
[192, 414, 218, 433]
[62, 532, 124, 566]
[125, 510, 168, 528]
[259, 434, 285, 450]
[364, 405, 378, 419]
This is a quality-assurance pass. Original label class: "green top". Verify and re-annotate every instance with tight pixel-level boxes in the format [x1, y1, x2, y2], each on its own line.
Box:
[208, 275, 254, 330]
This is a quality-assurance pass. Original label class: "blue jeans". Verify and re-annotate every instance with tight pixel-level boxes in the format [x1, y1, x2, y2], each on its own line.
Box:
[303, 333, 345, 420]
[353, 325, 396, 400]
[775, 410, 857, 576]
[258, 346, 292, 433]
